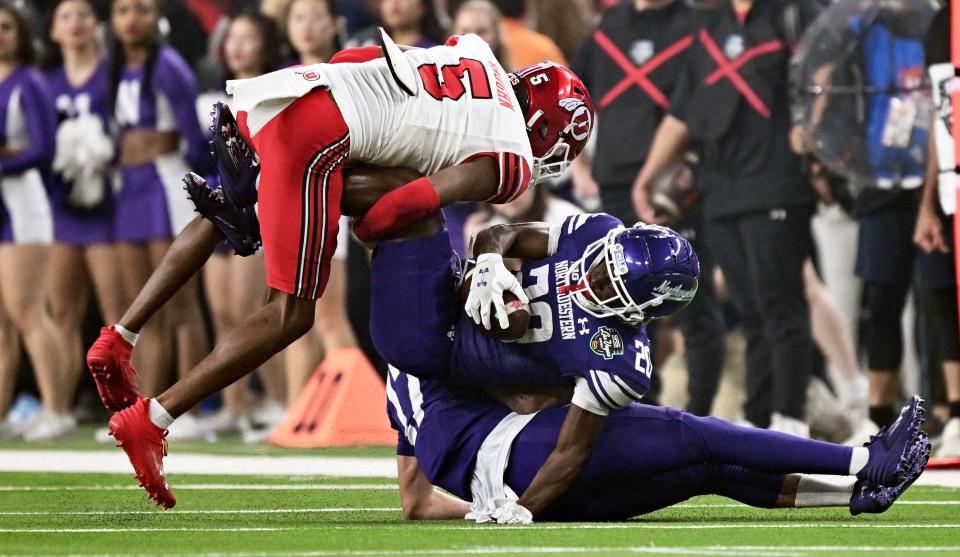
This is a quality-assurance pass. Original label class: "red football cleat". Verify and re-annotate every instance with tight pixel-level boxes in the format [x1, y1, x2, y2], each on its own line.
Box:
[87, 326, 140, 411]
[108, 398, 176, 509]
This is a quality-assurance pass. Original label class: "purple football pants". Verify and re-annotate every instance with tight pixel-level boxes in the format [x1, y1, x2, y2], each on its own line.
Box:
[508, 404, 853, 520]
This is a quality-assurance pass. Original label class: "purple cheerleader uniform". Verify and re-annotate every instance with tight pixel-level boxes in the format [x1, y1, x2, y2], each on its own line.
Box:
[113, 46, 211, 243]
[46, 60, 114, 246]
[0, 67, 56, 245]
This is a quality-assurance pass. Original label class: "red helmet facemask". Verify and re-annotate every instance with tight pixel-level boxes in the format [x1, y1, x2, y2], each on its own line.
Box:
[510, 62, 595, 183]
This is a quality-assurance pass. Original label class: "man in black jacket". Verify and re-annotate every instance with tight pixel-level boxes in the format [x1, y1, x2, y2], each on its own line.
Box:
[634, 0, 822, 433]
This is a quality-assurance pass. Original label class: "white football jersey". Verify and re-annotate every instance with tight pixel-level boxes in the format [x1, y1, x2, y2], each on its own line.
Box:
[228, 34, 534, 202]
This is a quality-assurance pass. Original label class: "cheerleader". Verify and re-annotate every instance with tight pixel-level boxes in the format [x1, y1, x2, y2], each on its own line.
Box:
[45, 0, 124, 436]
[0, 2, 68, 441]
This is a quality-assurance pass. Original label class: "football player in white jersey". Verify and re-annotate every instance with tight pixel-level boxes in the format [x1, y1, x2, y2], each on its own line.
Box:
[84, 32, 594, 508]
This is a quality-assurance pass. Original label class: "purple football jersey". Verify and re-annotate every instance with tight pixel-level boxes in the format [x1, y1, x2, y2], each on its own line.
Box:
[386, 368, 508, 499]
[450, 213, 653, 413]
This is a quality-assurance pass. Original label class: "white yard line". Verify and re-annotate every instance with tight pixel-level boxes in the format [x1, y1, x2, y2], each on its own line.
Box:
[2, 500, 960, 516]
[0, 483, 397, 492]
[0, 527, 293, 533]
[0, 449, 958, 488]
[675, 500, 960, 508]
[5, 547, 960, 557]
[0, 507, 401, 516]
[0, 450, 395, 477]
[1, 523, 958, 533]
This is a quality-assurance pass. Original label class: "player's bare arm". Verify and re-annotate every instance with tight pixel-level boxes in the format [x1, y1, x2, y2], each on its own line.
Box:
[397, 456, 472, 520]
[914, 110, 948, 254]
[632, 114, 689, 224]
[512, 405, 607, 518]
[471, 221, 554, 260]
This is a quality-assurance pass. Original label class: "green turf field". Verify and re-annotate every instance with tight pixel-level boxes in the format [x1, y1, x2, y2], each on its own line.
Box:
[0, 470, 958, 557]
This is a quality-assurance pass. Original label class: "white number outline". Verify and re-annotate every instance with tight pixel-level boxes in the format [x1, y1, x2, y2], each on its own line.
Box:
[634, 339, 652, 378]
[516, 264, 553, 344]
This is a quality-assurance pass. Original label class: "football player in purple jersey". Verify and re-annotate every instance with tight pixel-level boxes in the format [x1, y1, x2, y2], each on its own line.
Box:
[385, 367, 929, 523]
[367, 209, 928, 522]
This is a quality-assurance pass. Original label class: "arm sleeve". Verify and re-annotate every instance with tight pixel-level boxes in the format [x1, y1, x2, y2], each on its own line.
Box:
[667, 54, 694, 122]
[546, 224, 562, 256]
[574, 369, 645, 414]
[0, 75, 56, 176]
[572, 377, 610, 415]
[155, 51, 214, 175]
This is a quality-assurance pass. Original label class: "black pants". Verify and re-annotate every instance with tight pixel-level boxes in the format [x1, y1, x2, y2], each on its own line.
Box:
[707, 206, 815, 426]
[601, 181, 727, 414]
[675, 207, 727, 416]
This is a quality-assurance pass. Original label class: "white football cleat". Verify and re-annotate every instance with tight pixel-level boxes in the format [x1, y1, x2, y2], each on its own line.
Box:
[199, 408, 251, 435]
[165, 413, 212, 442]
[0, 417, 27, 440]
[250, 399, 287, 428]
[806, 377, 854, 442]
[939, 418, 960, 458]
[769, 413, 810, 438]
[844, 418, 881, 447]
[22, 412, 77, 442]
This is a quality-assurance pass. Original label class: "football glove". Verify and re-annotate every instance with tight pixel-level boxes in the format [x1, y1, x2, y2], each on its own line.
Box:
[489, 501, 533, 525]
[183, 172, 262, 256]
[210, 102, 259, 208]
[465, 253, 529, 331]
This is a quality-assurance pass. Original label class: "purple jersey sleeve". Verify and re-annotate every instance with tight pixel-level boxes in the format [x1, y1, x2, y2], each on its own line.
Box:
[573, 325, 652, 414]
[153, 47, 213, 174]
[0, 70, 56, 176]
[551, 213, 625, 255]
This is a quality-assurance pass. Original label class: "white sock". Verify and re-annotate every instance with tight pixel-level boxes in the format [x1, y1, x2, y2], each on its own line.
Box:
[848, 447, 870, 475]
[794, 475, 857, 508]
[114, 324, 140, 347]
[148, 399, 175, 429]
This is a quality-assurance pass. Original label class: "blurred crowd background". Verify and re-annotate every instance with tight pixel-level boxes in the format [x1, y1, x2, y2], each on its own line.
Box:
[0, 0, 956, 460]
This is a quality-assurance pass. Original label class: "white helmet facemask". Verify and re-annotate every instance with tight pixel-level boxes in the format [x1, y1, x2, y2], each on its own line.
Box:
[566, 228, 648, 324]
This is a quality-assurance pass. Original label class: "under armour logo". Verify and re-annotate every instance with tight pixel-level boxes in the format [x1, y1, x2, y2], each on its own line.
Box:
[577, 318, 590, 336]
[769, 208, 787, 221]
[477, 267, 490, 287]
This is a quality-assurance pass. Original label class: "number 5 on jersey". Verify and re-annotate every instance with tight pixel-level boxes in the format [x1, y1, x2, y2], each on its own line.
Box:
[418, 58, 492, 101]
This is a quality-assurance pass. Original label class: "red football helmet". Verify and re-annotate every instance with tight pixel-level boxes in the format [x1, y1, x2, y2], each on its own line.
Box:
[510, 62, 594, 182]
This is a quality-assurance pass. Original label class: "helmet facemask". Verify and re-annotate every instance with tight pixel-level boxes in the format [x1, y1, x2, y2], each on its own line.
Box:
[532, 140, 572, 183]
[567, 229, 654, 324]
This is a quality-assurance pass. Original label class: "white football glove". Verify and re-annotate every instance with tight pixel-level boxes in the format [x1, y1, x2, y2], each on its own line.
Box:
[490, 501, 533, 525]
[465, 253, 529, 330]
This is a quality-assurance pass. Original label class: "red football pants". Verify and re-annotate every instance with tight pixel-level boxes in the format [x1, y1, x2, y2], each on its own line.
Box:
[249, 88, 349, 300]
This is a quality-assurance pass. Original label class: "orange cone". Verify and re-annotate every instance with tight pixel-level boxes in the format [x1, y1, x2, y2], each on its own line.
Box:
[269, 347, 396, 448]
